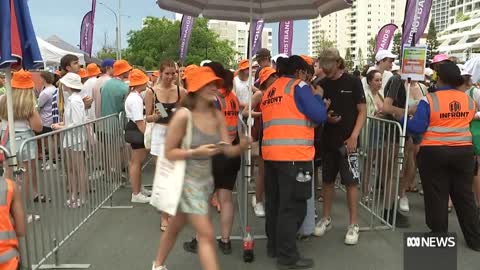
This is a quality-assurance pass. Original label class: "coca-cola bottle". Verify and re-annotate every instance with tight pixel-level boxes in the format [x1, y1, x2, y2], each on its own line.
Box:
[243, 226, 254, 262]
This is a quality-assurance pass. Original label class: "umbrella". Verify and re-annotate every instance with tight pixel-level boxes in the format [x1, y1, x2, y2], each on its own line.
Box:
[0, 0, 43, 168]
[156, 0, 351, 242]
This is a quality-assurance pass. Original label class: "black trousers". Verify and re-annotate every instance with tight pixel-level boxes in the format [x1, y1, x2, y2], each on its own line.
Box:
[417, 146, 480, 248]
[264, 160, 313, 265]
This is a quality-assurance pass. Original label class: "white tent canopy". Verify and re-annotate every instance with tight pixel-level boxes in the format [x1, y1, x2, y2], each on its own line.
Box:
[36, 37, 85, 67]
[157, 0, 351, 22]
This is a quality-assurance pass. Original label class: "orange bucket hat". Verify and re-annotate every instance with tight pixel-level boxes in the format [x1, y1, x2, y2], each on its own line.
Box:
[113, 59, 133, 77]
[300, 55, 314, 66]
[129, 69, 149, 87]
[87, 63, 101, 77]
[238, 59, 250, 71]
[185, 66, 223, 93]
[152, 70, 160, 77]
[78, 68, 88, 79]
[259, 67, 277, 87]
[182, 64, 199, 79]
[11, 69, 35, 89]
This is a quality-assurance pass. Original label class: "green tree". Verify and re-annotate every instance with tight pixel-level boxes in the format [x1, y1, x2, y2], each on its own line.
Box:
[314, 30, 335, 57]
[426, 22, 440, 60]
[96, 46, 117, 60]
[345, 48, 354, 71]
[392, 32, 402, 56]
[357, 48, 364, 67]
[367, 37, 376, 65]
[456, 12, 470, 22]
[124, 17, 237, 70]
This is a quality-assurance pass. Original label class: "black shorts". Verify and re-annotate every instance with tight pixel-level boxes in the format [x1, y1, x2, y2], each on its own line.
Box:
[322, 147, 359, 186]
[213, 153, 241, 190]
[35, 126, 53, 136]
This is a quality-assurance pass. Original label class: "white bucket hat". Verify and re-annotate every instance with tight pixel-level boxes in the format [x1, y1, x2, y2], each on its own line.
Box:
[60, 72, 83, 90]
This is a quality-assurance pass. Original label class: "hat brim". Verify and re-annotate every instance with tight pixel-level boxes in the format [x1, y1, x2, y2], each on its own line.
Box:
[130, 77, 149, 87]
[88, 70, 101, 77]
[259, 71, 276, 86]
[189, 77, 224, 93]
[11, 82, 34, 89]
[113, 66, 133, 77]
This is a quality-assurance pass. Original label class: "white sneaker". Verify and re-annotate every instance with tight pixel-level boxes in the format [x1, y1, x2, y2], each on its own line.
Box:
[251, 196, 257, 208]
[313, 217, 332, 237]
[254, 202, 265, 217]
[344, 224, 360, 245]
[131, 193, 150, 203]
[399, 196, 410, 212]
[141, 187, 152, 197]
[152, 262, 167, 270]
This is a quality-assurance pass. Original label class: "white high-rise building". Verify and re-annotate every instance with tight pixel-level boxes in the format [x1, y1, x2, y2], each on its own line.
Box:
[431, 0, 450, 32]
[207, 20, 273, 60]
[308, 0, 406, 65]
[448, 0, 480, 25]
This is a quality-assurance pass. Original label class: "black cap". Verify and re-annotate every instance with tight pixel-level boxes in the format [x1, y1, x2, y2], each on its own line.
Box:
[437, 61, 463, 88]
[254, 48, 271, 61]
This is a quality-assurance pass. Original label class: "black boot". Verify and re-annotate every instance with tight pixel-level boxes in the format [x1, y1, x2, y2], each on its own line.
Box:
[183, 238, 198, 254]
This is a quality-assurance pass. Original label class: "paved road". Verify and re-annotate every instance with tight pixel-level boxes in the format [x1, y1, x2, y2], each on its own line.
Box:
[30, 161, 480, 270]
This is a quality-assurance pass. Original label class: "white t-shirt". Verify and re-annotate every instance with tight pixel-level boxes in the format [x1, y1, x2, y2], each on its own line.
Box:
[63, 92, 87, 150]
[234, 76, 250, 105]
[80, 77, 98, 120]
[125, 91, 144, 122]
[81, 77, 98, 121]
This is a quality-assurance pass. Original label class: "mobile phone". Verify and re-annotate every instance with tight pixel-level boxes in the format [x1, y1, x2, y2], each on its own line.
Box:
[155, 103, 168, 118]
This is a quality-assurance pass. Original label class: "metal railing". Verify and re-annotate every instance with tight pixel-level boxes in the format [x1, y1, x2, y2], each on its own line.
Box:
[16, 114, 126, 269]
[358, 116, 404, 231]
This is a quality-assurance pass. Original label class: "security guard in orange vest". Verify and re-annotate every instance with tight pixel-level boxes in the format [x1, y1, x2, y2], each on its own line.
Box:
[0, 176, 26, 269]
[404, 61, 480, 251]
[260, 56, 327, 269]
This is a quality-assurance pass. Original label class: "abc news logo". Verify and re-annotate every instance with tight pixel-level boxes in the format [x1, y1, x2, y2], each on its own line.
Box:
[406, 236, 456, 248]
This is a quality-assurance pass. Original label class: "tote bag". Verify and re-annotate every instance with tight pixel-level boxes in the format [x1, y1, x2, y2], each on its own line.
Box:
[468, 88, 480, 155]
[150, 108, 192, 216]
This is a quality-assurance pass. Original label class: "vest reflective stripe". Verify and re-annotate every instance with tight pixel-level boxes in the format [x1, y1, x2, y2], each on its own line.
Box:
[284, 79, 297, 95]
[422, 90, 475, 147]
[430, 92, 440, 112]
[262, 139, 314, 146]
[217, 95, 227, 109]
[427, 127, 471, 133]
[0, 249, 19, 264]
[0, 231, 16, 240]
[0, 180, 7, 205]
[227, 126, 237, 132]
[423, 136, 472, 142]
[260, 77, 315, 161]
[263, 119, 313, 129]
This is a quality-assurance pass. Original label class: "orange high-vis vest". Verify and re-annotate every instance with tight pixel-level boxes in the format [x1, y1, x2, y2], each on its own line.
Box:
[260, 77, 315, 161]
[217, 89, 240, 143]
[0, 178, 19, 270]
[421, 90, 475, 147]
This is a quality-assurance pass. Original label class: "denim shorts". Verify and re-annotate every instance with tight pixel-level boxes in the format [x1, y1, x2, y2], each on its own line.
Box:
[0, 129, 37, 161]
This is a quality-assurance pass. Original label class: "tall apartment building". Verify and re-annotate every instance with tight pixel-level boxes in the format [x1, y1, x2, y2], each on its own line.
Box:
[207, 20, 273, 60]
[448, 0, 480, 25]
[431, 0, 450, 32]
[309, 0, 406, 65]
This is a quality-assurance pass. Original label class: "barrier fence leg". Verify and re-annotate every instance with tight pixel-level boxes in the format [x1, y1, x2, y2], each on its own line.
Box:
[34, 239, 91, 269]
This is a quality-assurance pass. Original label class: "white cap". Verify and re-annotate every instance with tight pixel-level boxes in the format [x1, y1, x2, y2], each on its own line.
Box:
[272, 54, 288, 63]
[375, 49, 398, 62]
[60, 72, 83, 90]
[200, 60, 212, 66]
[458, 64, 472, 76]
[392, 63, 400, 71]
[252, 61, 260, 67]
[424, 68, 434, 77]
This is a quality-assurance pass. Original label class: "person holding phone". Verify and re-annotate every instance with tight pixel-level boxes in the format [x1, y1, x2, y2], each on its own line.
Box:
[314, 49, 367, 246]
[145, 59, 187, 231]
[152, 66, 250, 270]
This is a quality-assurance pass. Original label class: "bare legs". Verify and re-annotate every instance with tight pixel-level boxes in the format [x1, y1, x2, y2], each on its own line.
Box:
[129, 148, 147, 195]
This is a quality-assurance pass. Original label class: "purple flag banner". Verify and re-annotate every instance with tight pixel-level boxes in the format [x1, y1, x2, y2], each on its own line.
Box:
[249, 19, 265, 57]
[80, 0, 96, 57]
[179, 15, 195, 63]
[375, 24, 398, 53]
[401, 0, 433, 48]
[279, 20, 294, 56]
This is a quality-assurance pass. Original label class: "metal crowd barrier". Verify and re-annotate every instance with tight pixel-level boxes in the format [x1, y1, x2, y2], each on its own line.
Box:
[16, 114, 126, 269]
[357, 116, 404, 231]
